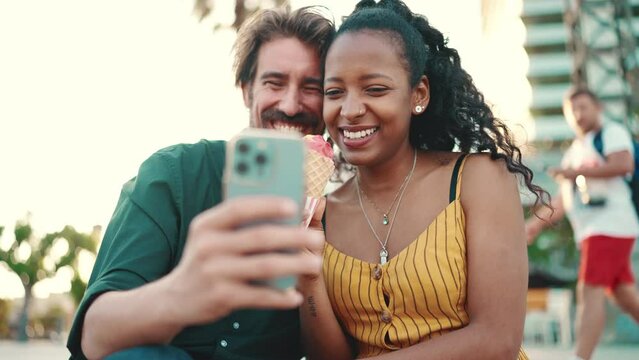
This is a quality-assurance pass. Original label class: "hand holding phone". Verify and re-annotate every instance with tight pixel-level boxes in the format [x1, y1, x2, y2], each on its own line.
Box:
[224, 128, 306, 289]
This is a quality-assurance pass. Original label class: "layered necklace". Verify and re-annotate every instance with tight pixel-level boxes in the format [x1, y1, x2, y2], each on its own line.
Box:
[356, 151, 417, 264]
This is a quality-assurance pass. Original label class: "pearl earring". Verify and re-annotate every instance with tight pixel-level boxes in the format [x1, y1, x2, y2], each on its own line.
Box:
[415, 105, 424, 113]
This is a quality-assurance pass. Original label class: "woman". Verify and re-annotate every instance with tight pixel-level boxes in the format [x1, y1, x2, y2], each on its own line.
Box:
[299, 1, 549, 359]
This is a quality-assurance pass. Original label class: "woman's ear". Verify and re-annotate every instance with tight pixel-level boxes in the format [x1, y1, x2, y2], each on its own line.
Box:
[412, 76, 430, 115]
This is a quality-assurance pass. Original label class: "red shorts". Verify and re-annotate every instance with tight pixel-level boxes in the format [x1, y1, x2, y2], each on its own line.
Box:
[579, 235, 636, 291]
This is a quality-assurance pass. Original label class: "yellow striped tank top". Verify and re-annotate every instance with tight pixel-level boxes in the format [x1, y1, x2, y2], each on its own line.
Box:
[323, 155, 528, 359]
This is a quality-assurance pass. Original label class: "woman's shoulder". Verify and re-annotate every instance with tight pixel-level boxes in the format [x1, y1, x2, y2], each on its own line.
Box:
[462, 153, 511, 177]
[418, 151, 511, 177]
[460, 153, 519, 200]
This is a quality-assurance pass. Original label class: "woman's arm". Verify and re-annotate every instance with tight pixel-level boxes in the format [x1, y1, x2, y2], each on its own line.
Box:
[299, 275, 353, 360]
[299, 197, 354, 360]
[366, 155, 529, 360]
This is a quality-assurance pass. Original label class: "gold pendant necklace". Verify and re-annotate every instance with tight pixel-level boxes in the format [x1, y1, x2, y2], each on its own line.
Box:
[358, 167, 412, 225]
[356, 151, 417, 264]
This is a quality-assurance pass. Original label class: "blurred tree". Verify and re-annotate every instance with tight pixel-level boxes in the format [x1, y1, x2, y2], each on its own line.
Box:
[0, 217, 99, 341]
[193, 0, 288, 31]
[65, 225, 101, 307]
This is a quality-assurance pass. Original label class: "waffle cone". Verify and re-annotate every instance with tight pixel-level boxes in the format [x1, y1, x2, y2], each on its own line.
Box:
[305, 150, 335, 198]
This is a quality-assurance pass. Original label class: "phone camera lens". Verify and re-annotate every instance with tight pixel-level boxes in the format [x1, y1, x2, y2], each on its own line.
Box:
[255, 153, 267, 165]
[238, 142, 250, 154]
[236, 162, 249, 174]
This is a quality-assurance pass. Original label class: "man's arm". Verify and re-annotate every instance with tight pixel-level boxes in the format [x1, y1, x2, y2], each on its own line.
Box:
[81, 197, 323, 359]
[525, 190, 564, 245]
[81, 280, 183, 359]
[550, 150, 633, 180]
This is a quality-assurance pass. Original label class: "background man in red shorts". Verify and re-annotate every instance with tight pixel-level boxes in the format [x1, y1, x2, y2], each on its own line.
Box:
[526, 87, 639, 360]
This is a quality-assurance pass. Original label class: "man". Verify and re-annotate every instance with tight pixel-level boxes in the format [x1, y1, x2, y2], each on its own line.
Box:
[526, 88, 639, 360]
[67, 6, 335, 360]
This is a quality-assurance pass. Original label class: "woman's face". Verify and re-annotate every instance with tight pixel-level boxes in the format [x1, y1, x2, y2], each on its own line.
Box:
[323, 31, 427, 166]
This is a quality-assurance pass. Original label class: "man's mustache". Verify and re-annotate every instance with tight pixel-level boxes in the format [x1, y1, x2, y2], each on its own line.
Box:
[261, 109, 320, 127]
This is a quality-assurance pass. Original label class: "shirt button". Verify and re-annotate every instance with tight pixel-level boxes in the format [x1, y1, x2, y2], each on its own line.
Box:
[220, 339, 228, 347]
[373, 265, 382, 280]
[232, 322, 240, 330]
[381, 310, 392, 323]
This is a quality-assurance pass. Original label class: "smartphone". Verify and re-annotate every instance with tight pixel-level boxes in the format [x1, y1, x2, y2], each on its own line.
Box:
[223, 128, 305, 289]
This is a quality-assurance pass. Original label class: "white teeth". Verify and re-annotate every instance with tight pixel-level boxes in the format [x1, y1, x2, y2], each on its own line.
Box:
[273, 122, 303, 134]
[343, 128, 378, 140]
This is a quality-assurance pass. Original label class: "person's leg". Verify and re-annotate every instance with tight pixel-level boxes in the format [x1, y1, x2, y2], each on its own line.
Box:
[574, 283, 607, 360]
[104, 345, 193, 360]
[612, 283, 639, 322]
[608, 237, 639, 322]
[573, 235, 618, 360]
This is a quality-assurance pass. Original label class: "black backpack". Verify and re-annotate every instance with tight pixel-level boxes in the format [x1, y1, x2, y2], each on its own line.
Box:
[593, 127, 639, 217]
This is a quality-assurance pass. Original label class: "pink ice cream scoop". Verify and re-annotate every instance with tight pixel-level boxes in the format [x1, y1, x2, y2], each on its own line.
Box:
[304, 134, 334, 160]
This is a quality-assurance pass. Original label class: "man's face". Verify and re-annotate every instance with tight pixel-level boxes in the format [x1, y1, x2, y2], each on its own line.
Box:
[242, 37, 325, 135]
[563, 93, 602, 136]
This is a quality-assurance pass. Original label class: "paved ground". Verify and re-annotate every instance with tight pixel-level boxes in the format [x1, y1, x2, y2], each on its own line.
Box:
[0, 340, 638, 359]
[526, 344, 639, 359]
[0, 340, 69, 359]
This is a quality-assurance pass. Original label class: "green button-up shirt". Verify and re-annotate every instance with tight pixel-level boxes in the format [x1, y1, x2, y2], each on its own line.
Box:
[67, 140, 303, 360]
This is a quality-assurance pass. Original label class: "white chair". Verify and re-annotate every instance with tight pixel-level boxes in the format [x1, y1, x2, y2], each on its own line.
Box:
[524, 310, 556, 344]
[524, 288, 573, 347]
[546, 288, 573, 347]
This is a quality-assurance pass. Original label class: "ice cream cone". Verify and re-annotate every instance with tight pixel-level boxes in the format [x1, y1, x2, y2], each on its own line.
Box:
[305, 152, 335, 198]
[303, 135, 335, 228]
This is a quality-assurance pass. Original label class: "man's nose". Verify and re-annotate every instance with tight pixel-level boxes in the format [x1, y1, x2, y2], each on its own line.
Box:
[278, 88, 301, 117]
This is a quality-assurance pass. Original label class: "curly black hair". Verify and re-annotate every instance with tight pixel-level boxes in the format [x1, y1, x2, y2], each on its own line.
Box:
[333, 0, 549, 208]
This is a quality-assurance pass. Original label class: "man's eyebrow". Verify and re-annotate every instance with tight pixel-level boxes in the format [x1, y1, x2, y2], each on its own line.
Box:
[259, 72, 321, 86]
[259, 71, 287, 80]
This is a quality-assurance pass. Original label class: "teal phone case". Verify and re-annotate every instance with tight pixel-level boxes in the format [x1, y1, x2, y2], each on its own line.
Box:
[224, 128, 305, 289]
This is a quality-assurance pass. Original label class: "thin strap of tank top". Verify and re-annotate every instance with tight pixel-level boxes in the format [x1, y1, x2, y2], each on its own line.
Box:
[448, 154, 469, 203]
[321, 196, 327, 230]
